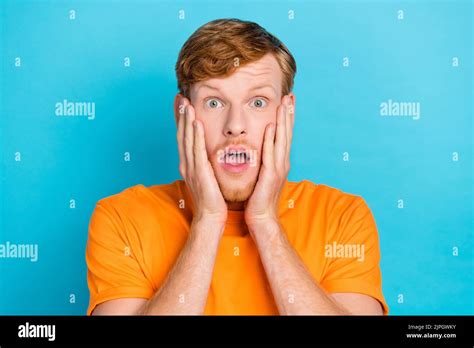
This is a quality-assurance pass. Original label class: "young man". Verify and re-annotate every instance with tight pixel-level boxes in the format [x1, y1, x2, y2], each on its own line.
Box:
[86, 18, 388, 315]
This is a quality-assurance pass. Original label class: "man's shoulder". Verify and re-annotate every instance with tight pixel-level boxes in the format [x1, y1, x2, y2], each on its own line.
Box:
[283, 180, 372, 229]
[87, 181, 189, 249]
[94, 180, 185, 213]
[285, 180, 377, 248]
[285, 179, 365, 208]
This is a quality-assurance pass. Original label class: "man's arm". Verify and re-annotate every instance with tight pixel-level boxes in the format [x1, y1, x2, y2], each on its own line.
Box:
[92, 97, 227, 315]
[138, 218, 223, 314]
[93, 218, 223, 315]
[249, 219, 383, 315]
[93, 218, 382, 315]
[244, 95, 383, 315]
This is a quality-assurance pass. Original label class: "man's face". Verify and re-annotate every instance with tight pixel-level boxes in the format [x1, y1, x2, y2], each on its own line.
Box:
[184, 53, 289, 204]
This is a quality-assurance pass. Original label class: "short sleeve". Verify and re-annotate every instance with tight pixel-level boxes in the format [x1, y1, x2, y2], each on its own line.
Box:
[85, 202, 155, 315]
[320, 197, 389, 315]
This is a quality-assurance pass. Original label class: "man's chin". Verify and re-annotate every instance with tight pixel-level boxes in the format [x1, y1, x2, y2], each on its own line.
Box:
[219, 180, 257, 203]
[212, 160, 260, 205]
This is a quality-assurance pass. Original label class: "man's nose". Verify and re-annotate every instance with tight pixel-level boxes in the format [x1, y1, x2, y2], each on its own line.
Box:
[223, 105, 247, 137]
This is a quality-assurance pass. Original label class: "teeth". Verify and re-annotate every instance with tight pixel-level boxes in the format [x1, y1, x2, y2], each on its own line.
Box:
[227, 151, 247, 163]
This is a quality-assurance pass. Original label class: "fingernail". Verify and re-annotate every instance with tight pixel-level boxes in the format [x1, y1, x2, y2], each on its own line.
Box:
[287, 104, 293, 114]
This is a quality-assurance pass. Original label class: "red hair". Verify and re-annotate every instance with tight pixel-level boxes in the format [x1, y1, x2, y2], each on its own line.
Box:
[175, 18, 297, 98]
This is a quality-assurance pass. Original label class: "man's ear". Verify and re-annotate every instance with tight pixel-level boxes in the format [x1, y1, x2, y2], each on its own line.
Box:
[173, 93, 189, 126]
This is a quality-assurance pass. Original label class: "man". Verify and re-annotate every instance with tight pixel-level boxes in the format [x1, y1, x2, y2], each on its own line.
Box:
[86, 18, 388, 315]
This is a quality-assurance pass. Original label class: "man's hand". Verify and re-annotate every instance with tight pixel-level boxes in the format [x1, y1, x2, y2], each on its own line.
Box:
[177, 98, 228, 227]
[244, 95, 294, 234]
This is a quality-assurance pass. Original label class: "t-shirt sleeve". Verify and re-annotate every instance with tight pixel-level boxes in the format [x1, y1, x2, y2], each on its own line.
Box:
[320, 196, 389, 315]
[85, 201, 155, 315]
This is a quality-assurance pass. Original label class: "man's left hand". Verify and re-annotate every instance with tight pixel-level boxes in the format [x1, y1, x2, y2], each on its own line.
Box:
[244, 95, 295, 236]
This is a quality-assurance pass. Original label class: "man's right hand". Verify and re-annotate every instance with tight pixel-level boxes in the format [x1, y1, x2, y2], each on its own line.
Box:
[93, 101, 227, 316]
[177, 97, 228, 229]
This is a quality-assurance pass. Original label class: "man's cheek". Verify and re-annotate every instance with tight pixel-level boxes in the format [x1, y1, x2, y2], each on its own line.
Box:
[264, 106, 278, 123]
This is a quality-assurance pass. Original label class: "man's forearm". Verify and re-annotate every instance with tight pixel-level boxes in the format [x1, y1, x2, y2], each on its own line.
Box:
[139, 219, 224, 315]
[250, 219, 350, 315]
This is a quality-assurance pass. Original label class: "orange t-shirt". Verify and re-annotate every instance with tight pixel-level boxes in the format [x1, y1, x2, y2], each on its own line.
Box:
[86, 180, 388, 315]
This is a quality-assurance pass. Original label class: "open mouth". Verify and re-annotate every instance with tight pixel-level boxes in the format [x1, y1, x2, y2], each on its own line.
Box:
[218, 147, 252, 174]
[225, 150, 249, 165]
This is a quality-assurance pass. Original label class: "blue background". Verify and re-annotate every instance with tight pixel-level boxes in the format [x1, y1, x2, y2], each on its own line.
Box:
[0, 0, 472, 315]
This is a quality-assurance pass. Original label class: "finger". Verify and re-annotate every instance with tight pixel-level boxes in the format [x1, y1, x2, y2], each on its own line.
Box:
[262, 123, 276, 168]
[285, 98, 294, 162]
[177, 99, 189, 178]
[184, 104, 196, 174]
[193, 119, 208, 171]
[274, 101, 287, 168]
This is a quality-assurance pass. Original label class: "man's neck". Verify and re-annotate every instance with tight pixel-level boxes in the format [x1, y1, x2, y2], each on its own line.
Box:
[226, 201, 245, 211]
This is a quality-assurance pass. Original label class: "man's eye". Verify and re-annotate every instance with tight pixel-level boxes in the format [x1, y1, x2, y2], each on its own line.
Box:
[251, 98, 268, 108]
[205, 98, 223, 109]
